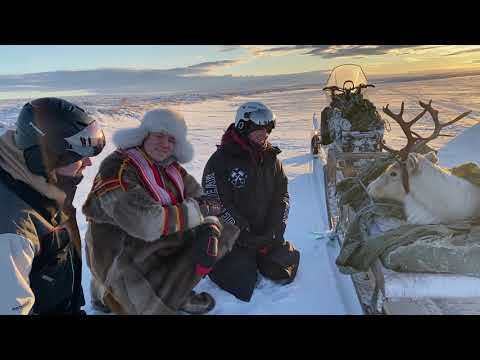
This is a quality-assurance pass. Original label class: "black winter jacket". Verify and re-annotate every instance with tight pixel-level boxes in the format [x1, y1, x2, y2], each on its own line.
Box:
[202, 124, 289, 247]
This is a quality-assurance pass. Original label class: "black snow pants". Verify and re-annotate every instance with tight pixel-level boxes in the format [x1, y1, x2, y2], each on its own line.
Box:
[208, 239, 300, 302]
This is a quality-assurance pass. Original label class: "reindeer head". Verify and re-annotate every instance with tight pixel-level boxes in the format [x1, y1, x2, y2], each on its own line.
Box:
[367, 100, 470, 201]
[367, 151, 439, 202]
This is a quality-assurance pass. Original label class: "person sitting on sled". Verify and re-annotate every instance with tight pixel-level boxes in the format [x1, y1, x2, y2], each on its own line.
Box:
[202, 102, 300, 302]
[82, 108, 239, 315]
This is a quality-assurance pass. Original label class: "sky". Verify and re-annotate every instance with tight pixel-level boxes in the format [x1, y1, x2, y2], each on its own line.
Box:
[0, 45, 479, 99]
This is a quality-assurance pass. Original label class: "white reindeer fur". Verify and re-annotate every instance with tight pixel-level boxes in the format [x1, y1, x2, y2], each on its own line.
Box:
[367, 152, 480, 224]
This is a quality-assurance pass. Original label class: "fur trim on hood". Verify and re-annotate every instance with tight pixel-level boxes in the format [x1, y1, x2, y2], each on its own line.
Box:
[112, 108, 194, 164]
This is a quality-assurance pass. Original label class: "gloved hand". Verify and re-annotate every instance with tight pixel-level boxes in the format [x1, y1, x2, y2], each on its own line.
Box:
[194, 216, 222, 277]
[196, 195, 223, 217]
[258, 231, 286, 256]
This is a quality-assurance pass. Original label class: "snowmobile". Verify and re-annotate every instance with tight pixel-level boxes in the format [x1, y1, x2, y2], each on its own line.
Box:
[311, 64, 387, 183]
[311, 64, 385, 155]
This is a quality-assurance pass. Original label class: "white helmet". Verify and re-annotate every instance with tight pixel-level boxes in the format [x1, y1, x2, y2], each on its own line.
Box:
[234, 102, 276, 135]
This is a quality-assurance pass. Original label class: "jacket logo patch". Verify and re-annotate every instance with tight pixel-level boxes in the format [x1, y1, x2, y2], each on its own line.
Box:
[229, 168, 248, 189]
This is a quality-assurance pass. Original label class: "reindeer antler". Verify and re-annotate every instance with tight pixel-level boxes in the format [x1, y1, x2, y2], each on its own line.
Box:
[382, 101, 427, 160]
[413, 100, 472, 152]
[381, 100, 472, 161]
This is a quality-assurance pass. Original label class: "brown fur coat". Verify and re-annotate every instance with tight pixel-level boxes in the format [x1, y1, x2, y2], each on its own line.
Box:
[83, 150, 239, 314]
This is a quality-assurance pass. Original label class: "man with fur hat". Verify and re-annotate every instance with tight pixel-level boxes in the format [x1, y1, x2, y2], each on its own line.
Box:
[0, 98, 105, 314]
[202, 102, 300, 302]
[83, 108, 239, 315]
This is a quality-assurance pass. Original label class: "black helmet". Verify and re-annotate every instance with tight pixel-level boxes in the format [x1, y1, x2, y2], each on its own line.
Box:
[14, 97, 106, 177]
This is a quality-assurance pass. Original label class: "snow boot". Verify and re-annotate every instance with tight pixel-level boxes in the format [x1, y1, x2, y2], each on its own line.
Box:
[257, 241, 300, 285]
[90, 277, 111, 314]
[179, 291, 216, 315]
[208, 245, 258, 302]
[91, 299, 112, 314]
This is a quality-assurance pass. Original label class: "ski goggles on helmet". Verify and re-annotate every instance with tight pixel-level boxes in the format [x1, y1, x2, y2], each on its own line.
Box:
[64, 120, 106, 158]
[244, 108, 276, 133]
[247, 121, 275, 134]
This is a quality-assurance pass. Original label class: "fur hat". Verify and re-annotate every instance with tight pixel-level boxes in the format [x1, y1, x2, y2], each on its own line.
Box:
[112, 108, 194, 163]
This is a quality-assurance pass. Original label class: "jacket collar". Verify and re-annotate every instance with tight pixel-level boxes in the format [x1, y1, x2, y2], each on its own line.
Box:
[0, 130, 66, 206]
[219, 124, 280, 163]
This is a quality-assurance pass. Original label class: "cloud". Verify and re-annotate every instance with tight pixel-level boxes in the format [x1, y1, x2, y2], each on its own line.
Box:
[82, 59, 244, 80]
[219, 45, 317, 58]
[251, 46, 294, 56]
[0, 65, 329, 96]
[250, 45, 314, 57]
[1, 65, 480, 100]
[219, 45, 242, 52]
[446, 47, 480, 56]
[305, 45, 427, 58]
[250, 45, 445, 59]
[180, 59, 242, 75]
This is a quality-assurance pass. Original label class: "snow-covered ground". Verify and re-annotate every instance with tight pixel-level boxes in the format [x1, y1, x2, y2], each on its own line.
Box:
[0, 75, 478, 314]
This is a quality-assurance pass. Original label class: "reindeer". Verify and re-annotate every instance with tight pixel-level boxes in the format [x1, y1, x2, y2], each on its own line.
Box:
[367, 100, 480, 225]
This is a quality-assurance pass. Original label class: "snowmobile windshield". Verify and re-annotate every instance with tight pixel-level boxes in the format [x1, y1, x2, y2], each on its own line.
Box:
[323, 64, 369, 99]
